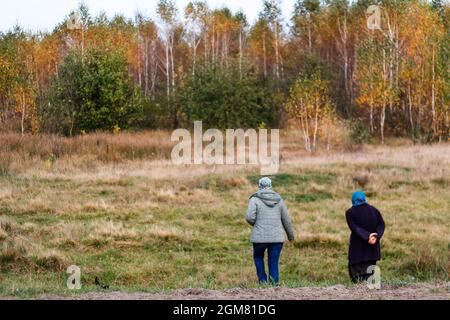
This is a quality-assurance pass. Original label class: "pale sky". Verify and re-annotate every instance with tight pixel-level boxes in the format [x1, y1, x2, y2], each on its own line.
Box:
[1, 0, 297, 33]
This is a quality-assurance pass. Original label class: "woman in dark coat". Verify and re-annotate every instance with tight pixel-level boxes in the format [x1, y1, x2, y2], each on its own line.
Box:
[345, 191, 385, 283]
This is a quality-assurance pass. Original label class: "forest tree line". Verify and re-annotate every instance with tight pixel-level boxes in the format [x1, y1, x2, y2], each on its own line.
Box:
[0, 0, 448, 148]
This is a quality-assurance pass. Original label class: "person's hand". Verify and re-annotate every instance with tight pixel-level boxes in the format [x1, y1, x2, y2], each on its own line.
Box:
[368, 233, 378, 245]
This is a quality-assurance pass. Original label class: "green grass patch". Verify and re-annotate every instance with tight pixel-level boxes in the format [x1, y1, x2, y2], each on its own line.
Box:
[247, 171, 336, 187]
[291, 191, 333, 203]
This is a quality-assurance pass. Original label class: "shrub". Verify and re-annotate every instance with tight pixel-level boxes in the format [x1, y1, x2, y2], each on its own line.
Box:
[350, 121, 373, 144]
[43, 48, 141, 135]
[179, 66, 278, 129]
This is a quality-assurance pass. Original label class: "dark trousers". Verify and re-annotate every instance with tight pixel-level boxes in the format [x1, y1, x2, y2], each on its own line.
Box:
[348, 260, 377, 283]
[252, 242, 283, 284]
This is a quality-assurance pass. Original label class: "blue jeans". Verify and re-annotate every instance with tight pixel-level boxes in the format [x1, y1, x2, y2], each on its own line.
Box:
[252, 243, 283, 284]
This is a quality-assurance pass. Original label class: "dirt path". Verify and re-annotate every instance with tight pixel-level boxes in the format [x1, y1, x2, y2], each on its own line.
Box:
[37, 283, 449, 300]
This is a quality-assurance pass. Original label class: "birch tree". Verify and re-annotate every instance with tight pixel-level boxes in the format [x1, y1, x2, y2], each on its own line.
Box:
[286, 69, 334, 152]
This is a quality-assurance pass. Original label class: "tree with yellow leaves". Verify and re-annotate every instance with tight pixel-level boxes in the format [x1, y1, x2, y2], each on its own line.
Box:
[286, 64, 334, 152]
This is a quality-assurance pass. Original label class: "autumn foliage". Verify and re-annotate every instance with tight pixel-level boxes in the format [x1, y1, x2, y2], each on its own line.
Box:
[0, 0, 448, 147]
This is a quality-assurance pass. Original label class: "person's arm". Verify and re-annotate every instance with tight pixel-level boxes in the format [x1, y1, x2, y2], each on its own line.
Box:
[345, 210, 371, 241]
[375, 209, 385, 239]
[280, 199, 295, 241]
[245, 197, 257, 226]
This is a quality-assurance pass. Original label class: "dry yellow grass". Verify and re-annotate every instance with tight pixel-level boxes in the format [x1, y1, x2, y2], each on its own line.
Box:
[0, 131, 448, 297]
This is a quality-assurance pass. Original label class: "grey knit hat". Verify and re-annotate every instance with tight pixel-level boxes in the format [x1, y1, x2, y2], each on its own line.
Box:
[258, 177, 272, 190]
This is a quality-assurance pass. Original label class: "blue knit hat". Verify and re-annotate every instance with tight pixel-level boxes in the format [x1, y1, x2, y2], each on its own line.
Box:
[258, 177, 272, 190]
[352, 191, 367, 207]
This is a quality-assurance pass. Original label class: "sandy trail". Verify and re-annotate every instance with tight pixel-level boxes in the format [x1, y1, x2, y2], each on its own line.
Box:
[35, 283, 449, 300]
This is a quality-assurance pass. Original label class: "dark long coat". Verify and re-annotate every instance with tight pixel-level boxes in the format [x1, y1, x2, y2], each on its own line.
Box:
[345, 203, 385, 264]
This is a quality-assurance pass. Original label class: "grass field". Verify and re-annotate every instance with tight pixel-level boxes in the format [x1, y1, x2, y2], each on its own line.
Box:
[0, 132, 449, 298]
